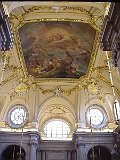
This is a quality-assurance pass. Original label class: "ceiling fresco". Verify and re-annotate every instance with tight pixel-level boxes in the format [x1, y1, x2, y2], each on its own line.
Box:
[18, 21, 96, 78]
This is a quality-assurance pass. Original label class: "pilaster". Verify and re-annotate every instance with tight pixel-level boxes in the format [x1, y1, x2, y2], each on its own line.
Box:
[28, 131, 41, 160]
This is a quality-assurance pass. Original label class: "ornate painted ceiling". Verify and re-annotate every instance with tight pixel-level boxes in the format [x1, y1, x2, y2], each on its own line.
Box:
[0, 2, 120, 136]
[18, 21, 96, 78]
[7, 1, 108, 81]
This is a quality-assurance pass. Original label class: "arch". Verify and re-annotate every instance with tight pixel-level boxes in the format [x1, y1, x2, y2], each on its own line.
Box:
[0, 144, 26, 160]
[38, 96, 76, 119]
[37, 96, 77, 138]
[87, 145, 111, 160]
[40, 116, 74, 138]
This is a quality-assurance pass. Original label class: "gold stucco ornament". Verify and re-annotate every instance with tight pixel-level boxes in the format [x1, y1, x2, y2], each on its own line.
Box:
[12, 82, 28, 96]
[86, 81, 102, 96]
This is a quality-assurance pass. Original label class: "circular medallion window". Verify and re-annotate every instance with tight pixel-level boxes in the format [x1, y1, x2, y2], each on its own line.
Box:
[86, 105, 108, 129]
[7, 104, 28, 128]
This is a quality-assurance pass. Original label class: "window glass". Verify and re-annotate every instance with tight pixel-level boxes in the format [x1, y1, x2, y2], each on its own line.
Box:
[88, 108, 104, 125]
[86, 105, 107, 129]
[8, 104, 28, 128]
[11, 108, 27, 125]
[44, 119, 70, 138]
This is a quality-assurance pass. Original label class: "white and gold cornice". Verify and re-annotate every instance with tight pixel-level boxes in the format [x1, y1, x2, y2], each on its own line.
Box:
[7, 2, 108, 14]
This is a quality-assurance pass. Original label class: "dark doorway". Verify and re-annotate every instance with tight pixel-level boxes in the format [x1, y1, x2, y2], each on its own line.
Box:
[1, 145, 26, 160]
[87, 145, 111, 160]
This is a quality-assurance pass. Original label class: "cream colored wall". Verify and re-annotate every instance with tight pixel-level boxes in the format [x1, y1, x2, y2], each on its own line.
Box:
[0, 1, 119, 139]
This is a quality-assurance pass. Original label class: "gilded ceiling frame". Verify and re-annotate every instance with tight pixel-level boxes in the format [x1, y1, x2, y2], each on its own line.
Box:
[11, 19, 100, 80]
[5, 5, 106, 96]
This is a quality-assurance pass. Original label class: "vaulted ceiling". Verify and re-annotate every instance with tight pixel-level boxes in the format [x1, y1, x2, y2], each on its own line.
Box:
[0, 2, 120, 138]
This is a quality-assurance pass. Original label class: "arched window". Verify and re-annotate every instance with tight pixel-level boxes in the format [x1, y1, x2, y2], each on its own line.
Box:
[44, 119, 70, 138]
[114, 99, 120, 120]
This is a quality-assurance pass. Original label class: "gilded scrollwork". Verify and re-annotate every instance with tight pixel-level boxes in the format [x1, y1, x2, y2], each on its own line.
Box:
[98, 95, 106, 103]
[1, 72, 18, 86]
[0, 50, 21, 72]
[31, 83, 37, 91]
[93, 66, 109, 72]
[104, 3, 111, 17]
[10, 6, 92, 18]
[9, 3, 102, 85]
[0, 55, 21, 86]
[84, 78, 101, 94]
[86, 82, 102, 96]
[8, 4, 104, 94]
[49, 106, 66, 116]
[10, 78, 30, 100]
[10, 18, 100, 84]
[0, 50, 20, 86]
[10, 5, 104, 24]
[13, 29, 28, 79]
[6, 65, 20, 71]
[37, 83, 83, 96]
[97, 74, 120, 96]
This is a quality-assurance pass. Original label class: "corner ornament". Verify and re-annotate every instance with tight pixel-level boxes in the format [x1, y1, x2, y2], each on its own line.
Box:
[85, 81, 102, 96]
[10, 82, 29, 99]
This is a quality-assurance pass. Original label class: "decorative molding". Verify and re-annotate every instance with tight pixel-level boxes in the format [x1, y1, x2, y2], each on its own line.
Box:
[10, 5, 104, 22]
[96, 74, 120, 97]
[0, 72, 18, 86]
[104, 3, 111, 17]
[49, 106, 65, 116]
[10, 79, 30, 99]
[10, 15, 100, 83]
[29, 141, 38, 147]
[85, 81, 102, 96]
[75, 142, 86, 148]
[37, 84, 82, 95]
